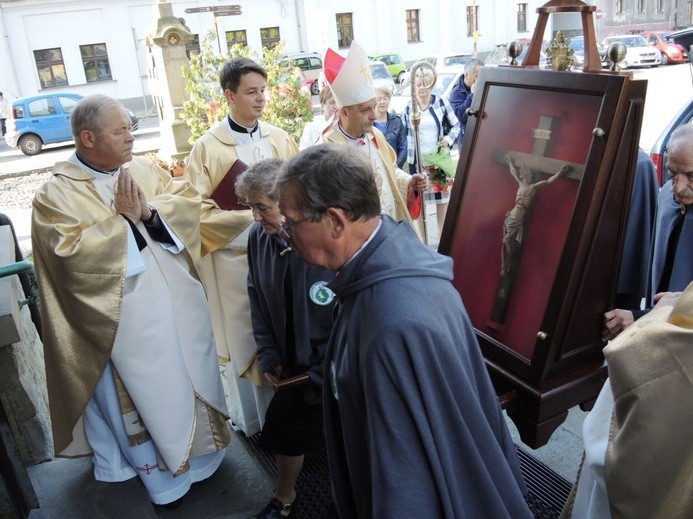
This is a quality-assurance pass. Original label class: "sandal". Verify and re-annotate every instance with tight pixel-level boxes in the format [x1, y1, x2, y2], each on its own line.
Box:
[256, 494, 299, 518]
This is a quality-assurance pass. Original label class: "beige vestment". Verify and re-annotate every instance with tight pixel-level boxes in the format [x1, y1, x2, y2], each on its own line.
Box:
[185, 120, 298, 435]
[565, 281, 693, 519]
[32, 156, 229, 475]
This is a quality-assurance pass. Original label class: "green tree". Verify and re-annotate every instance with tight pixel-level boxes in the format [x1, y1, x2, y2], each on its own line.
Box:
[180, 30, 313, 144]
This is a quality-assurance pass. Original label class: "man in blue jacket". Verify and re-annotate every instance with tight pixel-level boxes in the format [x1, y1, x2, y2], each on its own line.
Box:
[273, 143, 531, 518]
[448, 58, 484, 152]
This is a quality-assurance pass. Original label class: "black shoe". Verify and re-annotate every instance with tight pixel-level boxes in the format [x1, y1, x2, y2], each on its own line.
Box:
[256, 495, 298, 518]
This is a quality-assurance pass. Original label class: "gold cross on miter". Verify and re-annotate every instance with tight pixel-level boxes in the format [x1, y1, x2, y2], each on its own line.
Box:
[358, 64, 371, 83]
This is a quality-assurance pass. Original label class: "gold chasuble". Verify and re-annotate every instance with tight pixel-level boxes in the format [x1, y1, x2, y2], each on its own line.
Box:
[603, 282, 693, 519]
[32, 156, 229, 474]
[565, 282, 693, 519]
[185, 120, 298, 436]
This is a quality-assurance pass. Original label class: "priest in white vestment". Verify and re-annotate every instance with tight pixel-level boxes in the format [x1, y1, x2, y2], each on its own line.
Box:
[184, 57, 299, 436]
[32, 95, 230, 506]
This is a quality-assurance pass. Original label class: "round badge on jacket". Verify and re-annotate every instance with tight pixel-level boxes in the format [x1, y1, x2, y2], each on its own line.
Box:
[309, 281, 335, 306]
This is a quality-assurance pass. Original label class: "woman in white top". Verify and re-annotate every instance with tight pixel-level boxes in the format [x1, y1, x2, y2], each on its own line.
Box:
[299, 86, 337, 150]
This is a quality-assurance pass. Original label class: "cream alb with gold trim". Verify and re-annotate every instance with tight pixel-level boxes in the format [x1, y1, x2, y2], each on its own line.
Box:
[185, 119, 298, 436]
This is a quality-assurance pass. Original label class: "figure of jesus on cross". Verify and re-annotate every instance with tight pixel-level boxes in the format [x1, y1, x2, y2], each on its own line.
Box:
[501, 154, 571, 276]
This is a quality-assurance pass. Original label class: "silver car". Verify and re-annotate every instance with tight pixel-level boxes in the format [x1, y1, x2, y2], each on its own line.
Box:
[601, 35, 661, 69]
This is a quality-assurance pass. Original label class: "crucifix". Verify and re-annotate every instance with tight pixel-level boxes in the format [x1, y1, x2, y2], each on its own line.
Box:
[490, 115, 584, 325]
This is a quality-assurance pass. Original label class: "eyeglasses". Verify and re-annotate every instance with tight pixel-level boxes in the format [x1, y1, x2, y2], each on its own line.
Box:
[278, 211, 323, 239]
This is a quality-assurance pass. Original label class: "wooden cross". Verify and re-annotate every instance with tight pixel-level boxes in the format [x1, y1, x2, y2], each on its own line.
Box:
[490, 115, 584, 325]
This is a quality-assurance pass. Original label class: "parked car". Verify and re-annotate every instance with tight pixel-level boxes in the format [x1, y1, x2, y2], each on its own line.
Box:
[277, 67, 312, 96]
[650, 97, 693, 185]
[663, 26, 693, 57]
[423, 52, 473, 68]
[569, 35, 585, 67]
[485, 39, 549, 67]
[600, 35, 661, 69]
[638, 31, 689, 65]
[4, 93, 138, 156]
[369, 60, 396, 92]
[368, 52, 407, 83]
[280, 51, 323, 95]
[389, 66, 463, 115]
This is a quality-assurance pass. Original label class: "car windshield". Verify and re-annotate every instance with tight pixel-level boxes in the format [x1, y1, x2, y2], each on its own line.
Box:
[570, 37, 585, 51]
[443, 55, 470, 66]
[370, 64, 390, 79]
[607, 36, 648, 47]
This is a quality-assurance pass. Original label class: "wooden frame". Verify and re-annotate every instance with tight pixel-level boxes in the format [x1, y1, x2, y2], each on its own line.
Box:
[439, 67, 647, 447]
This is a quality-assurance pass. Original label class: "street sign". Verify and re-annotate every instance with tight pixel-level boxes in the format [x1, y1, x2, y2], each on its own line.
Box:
[184, 5, 241, 15]
[215, 5, 242, 13]
[215, 10, 242, 17]
[595, 8, 603, 19]
[184, 6, 214, 14]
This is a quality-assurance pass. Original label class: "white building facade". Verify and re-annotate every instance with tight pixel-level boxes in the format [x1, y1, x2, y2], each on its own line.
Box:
[0, 0, 583, 111]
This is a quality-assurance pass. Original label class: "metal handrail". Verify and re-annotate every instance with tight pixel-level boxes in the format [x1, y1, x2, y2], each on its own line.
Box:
[0, 260, 37, 308]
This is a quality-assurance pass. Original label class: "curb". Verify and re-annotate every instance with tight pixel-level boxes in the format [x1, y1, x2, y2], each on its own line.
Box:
[0, 147, 162, 181]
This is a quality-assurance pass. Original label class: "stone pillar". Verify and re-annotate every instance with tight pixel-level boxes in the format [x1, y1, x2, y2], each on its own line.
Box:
[0, 226, 52, 466]
[145, 0, 195, 162]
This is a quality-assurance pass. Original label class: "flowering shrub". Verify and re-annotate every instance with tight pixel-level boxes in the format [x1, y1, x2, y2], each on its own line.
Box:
[180, 30, 313, 144]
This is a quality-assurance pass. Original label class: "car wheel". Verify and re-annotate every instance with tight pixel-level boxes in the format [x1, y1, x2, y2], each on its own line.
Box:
[396, 71, 405, 84]
[660, 53, 669, 65]
[18, 134, 42, 156]
[310, 80, 319, 96]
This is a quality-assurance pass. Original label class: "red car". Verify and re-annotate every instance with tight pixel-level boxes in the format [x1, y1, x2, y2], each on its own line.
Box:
[639, 31, 689, 65]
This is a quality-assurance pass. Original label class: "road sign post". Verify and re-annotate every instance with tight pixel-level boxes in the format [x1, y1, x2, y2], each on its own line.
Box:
[184, 5, 242, 16]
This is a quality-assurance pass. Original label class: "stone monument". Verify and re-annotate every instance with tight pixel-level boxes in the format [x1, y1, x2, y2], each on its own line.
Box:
[146, 0, 195, 161]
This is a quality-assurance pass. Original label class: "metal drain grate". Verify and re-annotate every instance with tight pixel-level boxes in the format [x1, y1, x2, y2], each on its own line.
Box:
[241, 433, 572, 518]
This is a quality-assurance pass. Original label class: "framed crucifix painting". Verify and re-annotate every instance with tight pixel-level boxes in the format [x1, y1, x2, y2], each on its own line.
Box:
[439, 66, 647, 447]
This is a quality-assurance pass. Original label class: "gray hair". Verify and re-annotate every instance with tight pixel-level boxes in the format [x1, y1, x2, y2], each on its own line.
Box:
[274, 143, 381, 221]
[668, 123, 693, 156]
[235, 158, 284, 202]
[464, 58, 484, 76]
[71, 94, 124, 139]
[375, 85, 393, 97]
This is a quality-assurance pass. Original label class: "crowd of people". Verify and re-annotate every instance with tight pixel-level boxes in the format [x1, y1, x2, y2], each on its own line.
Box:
[28, 38, 692, 519]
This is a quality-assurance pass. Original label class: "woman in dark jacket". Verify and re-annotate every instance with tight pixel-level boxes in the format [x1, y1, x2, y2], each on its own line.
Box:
[374, 85, 407, 168]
